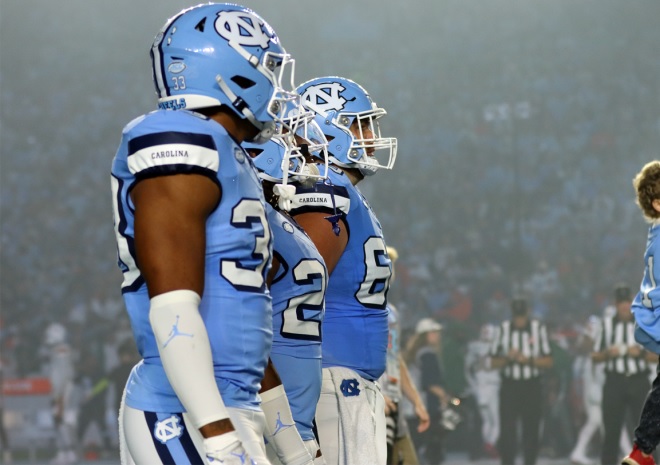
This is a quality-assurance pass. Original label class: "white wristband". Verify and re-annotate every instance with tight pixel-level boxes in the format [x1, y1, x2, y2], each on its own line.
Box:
[149, 289, 229, 429]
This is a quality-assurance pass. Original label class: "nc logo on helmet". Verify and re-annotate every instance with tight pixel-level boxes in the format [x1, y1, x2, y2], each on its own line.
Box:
[301, 83, 347, 115]
[214, 11, 272, 49]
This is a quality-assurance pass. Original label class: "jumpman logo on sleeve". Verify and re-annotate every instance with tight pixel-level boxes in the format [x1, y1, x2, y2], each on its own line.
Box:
[162, 315, 194, 348]
[270, 411, 295, 436]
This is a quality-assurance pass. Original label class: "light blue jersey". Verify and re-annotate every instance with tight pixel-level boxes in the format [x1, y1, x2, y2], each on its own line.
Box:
[289, 167, 392, 381]
[266, 204, 326, 440]
[111, 109, 273, 413]
[633, 222, 660, 352]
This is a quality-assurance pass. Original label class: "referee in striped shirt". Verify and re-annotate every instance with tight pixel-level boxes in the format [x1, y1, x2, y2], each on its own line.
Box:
[592, 284, 654, 465]
[489, 297, 553, 465]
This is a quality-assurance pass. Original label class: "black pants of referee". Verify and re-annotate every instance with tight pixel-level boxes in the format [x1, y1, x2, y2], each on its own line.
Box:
[498, 377, 543, 465]
[601, 371, 650, 465]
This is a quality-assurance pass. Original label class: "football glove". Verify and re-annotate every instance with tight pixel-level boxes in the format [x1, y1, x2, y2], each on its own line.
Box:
[204, 434, 257, 465]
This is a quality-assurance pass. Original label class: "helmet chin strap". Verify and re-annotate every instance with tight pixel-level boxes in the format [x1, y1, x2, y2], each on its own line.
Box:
[215, 74, 275, 144]
[247, 123, 276, 145]
[359, 165, 379, 176]
[272, 138, 295, 211]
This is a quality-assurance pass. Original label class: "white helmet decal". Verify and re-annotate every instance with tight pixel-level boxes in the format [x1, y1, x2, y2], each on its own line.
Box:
[214, 11, 272, 48]
[301, 82, 347, 115]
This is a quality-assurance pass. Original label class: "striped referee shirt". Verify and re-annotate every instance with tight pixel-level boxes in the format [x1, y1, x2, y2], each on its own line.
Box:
[490, 319, 552, 380]
[593, 315, 647, 375]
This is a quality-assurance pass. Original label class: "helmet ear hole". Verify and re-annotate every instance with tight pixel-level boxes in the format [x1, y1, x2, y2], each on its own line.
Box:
[194, 18, 206, 32]
[231, 76, 256, 89]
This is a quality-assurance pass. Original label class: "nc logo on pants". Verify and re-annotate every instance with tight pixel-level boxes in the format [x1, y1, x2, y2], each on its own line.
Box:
[154, 415, 184, 443]
[340, 379, 360, 397]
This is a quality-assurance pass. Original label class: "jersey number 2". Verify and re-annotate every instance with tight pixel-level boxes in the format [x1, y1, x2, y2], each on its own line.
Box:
[281, 259, 326, 340]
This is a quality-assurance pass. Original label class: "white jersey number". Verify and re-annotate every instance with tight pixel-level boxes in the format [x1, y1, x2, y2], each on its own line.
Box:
[281, 259, 326, 340]
[111, 175, 141, 290]
[356, 237, 391, 308]
[642, 254, 656, 308]
[221, 199, 271, 291]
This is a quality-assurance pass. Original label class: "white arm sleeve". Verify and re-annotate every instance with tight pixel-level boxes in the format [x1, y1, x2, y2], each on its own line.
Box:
[149, 289, 229, 429]
[261, 384, 313, 465]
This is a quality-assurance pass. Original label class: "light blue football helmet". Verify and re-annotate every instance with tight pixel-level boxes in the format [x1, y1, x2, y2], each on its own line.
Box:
[151, 3, 297, 143]
[245, 98, 328, 185]
[297, 76, 397, 176]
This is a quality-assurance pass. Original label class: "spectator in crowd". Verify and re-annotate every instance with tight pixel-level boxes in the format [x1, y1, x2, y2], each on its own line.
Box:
[569, 315, 605, 465]
[107, 339, 139, 418]
[44, 322, 77, 465]
[540, 327, 575, 459]
[489, 297, 553, 465]
[405, 317, 450, 465]
[76, 350, 111, 458]
[0, 348, 11, 464]
[379, 246, 430, 465]
[464, 323, 501, 459]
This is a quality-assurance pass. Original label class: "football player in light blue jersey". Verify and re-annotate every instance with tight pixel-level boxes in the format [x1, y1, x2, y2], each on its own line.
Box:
[245, 104, 329, 465]
[287, 77, 398, 465]
[110, 4, 297, 464]
[623, 160, 660, 465]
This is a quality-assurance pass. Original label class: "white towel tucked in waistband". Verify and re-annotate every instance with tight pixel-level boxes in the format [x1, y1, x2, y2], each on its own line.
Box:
[326, 367, 385, 465]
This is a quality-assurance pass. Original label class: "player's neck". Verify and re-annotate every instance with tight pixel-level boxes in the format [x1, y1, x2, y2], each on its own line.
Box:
[342, 167, 364, 185]
[206, 108, 259, 143]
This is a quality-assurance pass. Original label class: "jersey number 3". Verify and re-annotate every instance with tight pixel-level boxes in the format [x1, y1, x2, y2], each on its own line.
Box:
[221, 199, 271, 292]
